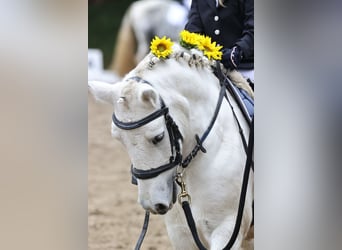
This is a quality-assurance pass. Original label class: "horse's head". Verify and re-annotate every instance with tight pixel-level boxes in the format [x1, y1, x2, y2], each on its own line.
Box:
[89, 78, 181, 214]
[89, 43, 247, 215]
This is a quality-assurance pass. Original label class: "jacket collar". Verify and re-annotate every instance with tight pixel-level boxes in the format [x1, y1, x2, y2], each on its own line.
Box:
[206, 0, 217, 9]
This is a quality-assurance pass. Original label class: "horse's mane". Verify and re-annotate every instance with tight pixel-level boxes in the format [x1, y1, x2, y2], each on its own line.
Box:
[128, 43, 254, 98]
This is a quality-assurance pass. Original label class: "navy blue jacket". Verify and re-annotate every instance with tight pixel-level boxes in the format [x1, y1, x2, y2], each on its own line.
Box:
[185, 0, 254, 69]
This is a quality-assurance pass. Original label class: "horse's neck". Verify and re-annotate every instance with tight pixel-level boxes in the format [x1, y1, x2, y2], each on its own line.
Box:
[143, 63, 243, 157]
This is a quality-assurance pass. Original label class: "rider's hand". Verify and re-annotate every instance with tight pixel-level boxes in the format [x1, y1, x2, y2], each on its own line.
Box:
[221, 46, 242, 69]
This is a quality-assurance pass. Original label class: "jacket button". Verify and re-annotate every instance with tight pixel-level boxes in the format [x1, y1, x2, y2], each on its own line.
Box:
[214, 15, 219, 21]
[214, 29, 220, 35]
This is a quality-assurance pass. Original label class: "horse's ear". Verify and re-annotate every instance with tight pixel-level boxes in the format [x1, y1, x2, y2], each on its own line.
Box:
[88, 81, 119, 104]
[139, 85, 158, 107]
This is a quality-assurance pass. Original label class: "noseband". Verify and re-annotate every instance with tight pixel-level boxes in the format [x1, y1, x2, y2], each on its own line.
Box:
[112, 76, 183, 180]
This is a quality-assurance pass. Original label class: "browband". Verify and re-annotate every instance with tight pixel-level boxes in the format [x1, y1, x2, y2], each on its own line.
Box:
[113, 76, 168, 130]
[112, 105, 168, 130]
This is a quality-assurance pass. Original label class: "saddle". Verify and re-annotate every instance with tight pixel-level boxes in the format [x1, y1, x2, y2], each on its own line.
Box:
[214, 64, 254, 127]
[234, 83, 254, 121]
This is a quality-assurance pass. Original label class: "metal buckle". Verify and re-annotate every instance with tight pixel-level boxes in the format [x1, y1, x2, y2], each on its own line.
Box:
[176, 173, 191, 204]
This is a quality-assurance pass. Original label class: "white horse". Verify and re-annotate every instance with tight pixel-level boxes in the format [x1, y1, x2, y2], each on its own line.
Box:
[89, 44, 254, 250]
[110, 0, 189, 77]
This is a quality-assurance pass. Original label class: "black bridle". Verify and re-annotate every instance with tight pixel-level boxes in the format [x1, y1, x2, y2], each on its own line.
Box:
[112, 76, 183, 181]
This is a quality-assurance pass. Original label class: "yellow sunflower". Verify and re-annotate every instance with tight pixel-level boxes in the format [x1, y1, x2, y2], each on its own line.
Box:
[179, 30, 203, 49]
[197, 36, 223, 60]
[150, 36, 174, 58]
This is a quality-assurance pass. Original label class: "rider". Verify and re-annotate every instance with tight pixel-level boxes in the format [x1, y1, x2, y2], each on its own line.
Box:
[185, 0, 254, 83]
[184, 0, 254, 118]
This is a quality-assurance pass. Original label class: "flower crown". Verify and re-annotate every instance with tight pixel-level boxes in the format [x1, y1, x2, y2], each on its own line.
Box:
[150, 30, 223, 60]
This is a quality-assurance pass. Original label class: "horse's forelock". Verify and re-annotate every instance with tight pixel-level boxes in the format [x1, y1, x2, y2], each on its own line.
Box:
[121, 82, 134, 98]
[114, 82, 137, 111]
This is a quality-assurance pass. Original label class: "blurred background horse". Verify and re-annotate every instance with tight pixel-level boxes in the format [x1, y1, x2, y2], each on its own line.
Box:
[109, 0, 190, 78]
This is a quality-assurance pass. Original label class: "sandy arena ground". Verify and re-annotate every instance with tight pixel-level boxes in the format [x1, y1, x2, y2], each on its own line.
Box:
[88, 94, 173, 250]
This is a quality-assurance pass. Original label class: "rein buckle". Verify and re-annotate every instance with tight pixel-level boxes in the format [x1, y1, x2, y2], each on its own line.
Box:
[176, 174, 191, 205]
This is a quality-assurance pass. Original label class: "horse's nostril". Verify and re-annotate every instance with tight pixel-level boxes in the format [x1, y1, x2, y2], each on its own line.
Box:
[154, 203, 168, 214]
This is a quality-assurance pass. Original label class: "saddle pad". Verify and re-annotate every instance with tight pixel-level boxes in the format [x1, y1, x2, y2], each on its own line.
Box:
[236, 86, 254, 119]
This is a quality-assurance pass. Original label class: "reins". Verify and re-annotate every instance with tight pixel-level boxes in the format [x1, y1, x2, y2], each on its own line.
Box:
[181, 75, 226, 168]
[113, 66, 254, 249]
[180, 119, 254, 250]
[134, 211, 150, 250]
[177, 64, 254, 250]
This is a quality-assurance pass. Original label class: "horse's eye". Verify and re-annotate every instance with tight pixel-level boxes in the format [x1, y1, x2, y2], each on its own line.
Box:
[152, 132, 164, 145]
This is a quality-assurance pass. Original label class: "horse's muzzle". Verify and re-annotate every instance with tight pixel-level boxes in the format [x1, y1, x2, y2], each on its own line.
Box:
[154, 203, 169, 214]
[147, 202, 173, 215]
